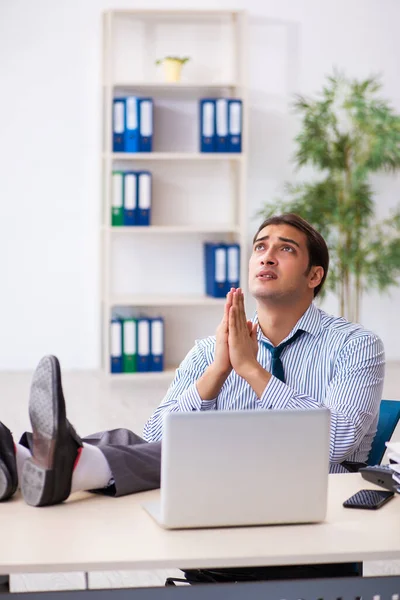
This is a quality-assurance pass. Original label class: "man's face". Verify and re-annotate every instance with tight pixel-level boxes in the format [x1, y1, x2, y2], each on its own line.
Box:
[248, 224, 322, 303]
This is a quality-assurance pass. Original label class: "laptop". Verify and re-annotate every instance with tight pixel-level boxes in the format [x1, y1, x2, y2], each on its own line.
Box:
[143, 408, 331, 529]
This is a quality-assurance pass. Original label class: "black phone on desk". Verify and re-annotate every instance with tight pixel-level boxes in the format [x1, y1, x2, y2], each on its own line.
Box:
[343, 489, 395, 510]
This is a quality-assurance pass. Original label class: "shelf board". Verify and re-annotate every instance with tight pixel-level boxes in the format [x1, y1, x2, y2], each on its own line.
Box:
[107, 9, 243, 17]
[104, 225, 240, 234]
[109, 82, 240, 90]
[106, 368, 176, 382]
[107, 152, 243, 161]
[109, 295, 226, 307]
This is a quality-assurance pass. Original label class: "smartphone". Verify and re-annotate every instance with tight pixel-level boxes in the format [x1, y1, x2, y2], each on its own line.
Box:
[343, 489, 395, 510]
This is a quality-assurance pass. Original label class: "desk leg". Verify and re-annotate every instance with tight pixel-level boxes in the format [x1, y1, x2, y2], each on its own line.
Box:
[3, 575, 400, 600]
[9, 573, 87, 593]
[363, 560, 400, 576]
[88, 570, 184, 589]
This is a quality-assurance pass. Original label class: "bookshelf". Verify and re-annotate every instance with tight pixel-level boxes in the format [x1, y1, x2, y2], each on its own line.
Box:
[101, 9, 248, 377]
[110, 295, 227, 307]
[108, 152, 243, 160]
[103, 225, 240, 234]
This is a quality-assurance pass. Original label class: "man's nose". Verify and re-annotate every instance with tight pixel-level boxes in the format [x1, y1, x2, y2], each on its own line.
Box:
[261, 249, 277, 266]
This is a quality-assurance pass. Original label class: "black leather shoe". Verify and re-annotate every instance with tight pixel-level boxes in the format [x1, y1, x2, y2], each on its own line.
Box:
[0, 422, 18, 502]
[21, 355, 83, 507]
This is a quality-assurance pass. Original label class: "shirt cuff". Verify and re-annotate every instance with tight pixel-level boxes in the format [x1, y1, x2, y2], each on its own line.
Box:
[177, 383, 217, 411]
[258, 376, 294, 410]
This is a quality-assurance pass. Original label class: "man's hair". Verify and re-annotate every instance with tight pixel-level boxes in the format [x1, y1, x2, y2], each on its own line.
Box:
[253, 213, 329, 297]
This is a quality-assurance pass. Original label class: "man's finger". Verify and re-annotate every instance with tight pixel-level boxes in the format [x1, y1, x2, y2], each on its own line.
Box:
[235, 289, 247, 329]
[223, 289, 233, 323]
[240, 290, 247, 321]
[229, 305, 236, 329]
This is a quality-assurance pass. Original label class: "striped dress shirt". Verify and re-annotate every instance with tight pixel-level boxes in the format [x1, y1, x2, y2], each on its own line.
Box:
[143, 303, 385, 472]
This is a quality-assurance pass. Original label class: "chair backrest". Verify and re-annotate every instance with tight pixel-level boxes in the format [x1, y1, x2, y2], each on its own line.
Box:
[368, 399, 400, 465]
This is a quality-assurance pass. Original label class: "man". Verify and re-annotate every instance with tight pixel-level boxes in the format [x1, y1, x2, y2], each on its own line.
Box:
[143, 213, 385, 464]
[0, 214, 384, 506]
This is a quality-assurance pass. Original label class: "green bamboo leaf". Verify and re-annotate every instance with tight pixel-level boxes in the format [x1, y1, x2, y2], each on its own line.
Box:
[256, 70, 400, 318]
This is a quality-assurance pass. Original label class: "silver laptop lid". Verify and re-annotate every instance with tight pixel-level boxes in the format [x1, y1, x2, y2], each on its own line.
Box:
[159, 408, 331, 528]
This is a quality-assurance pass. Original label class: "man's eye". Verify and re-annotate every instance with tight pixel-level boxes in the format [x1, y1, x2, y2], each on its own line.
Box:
[282, 246, 294, 252]
[255, 244, 264, 251]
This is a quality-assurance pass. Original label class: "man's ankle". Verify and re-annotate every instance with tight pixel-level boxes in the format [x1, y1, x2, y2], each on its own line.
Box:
[70, 443, 112, 494]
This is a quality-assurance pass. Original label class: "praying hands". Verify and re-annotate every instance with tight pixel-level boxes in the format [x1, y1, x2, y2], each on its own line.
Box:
[196, 288, 270, 402]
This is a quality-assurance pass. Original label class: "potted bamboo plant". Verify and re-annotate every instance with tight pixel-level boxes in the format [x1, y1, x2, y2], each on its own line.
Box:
[258, 71, 400, 322]
[155, 56, 190, 83]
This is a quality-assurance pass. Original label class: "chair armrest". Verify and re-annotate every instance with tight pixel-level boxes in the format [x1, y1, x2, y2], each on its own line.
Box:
[341, 461, 368, 473]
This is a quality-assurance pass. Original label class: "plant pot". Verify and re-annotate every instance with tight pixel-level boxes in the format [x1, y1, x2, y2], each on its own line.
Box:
[162, 59, 183, 83]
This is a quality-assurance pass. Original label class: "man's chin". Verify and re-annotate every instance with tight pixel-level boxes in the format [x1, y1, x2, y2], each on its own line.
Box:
[251, 288, 283, 302]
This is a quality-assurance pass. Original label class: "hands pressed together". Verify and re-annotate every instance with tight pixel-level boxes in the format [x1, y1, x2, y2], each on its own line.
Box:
[214, 287, 259, 379]
[197, 288, 271, 400]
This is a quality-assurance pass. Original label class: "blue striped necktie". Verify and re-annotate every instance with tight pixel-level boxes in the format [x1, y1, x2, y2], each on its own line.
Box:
[262, 329, 305, 383]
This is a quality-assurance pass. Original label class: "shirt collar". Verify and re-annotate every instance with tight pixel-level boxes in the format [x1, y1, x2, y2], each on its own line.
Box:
[253, 302, 322, 345]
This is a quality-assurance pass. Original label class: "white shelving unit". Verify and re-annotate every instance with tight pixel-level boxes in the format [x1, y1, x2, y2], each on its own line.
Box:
[103, 226, 241, 234]
[111, 295, 227, 307]
[101, 9, 248, 377]
[108, 152, 243, 160]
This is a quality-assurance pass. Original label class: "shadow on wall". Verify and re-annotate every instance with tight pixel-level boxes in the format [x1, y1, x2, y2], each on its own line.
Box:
[248, 104, 294, 174]
[248, 15, 301, 97]
[246, 15, 302, 217]
[242, 15, 302, 304]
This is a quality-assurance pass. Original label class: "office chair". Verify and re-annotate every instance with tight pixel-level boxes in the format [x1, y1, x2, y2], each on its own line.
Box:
[368, 399, 400, 465]
[342, 399, 400, 472]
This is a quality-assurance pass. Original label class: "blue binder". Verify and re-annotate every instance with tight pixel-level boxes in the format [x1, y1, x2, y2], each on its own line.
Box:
[228, 99, 242, 153]
[150, 317, 164, 372]
[125, 96, 139, 152]
[138, 98, 153, 152]
[199, 99, 216, 152]
[123, 171, 138, 226]
[137, 317, 151, 371]
[227, 243, 240, 289]
[215, 98, 229, 152]
[113, 98, 125, 152]
[110, 318, 123, 373]
[137, 171, 151, 226]
[204, 243, 228, 298]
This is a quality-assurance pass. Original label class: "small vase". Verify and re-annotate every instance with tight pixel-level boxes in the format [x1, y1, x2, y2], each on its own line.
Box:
[163, 59, 183, 83]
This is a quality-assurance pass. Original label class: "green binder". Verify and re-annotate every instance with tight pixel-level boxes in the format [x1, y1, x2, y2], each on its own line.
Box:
[112, 171, 124, 226]
[122, 318, 137, 373]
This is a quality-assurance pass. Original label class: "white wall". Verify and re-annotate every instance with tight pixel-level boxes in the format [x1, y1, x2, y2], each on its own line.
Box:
[0, 0, 399, 369]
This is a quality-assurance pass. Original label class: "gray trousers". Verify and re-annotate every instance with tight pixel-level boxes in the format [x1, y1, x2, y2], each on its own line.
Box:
[20, 428, 161, 498]
[84, 429, 161, 497]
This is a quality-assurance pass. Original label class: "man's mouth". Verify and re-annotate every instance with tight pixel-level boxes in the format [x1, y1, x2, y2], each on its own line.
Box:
[257, 271, 278, 280]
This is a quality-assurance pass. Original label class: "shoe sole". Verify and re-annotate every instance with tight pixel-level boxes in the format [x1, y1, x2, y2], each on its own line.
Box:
[0, 422, 18, 502]
[22, 356, 75, 507]
[0, 457, 12, 502]
[21, 459, 56, 507]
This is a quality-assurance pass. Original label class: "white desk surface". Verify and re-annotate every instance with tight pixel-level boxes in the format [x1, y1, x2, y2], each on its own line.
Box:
[1, 474, 400, 575]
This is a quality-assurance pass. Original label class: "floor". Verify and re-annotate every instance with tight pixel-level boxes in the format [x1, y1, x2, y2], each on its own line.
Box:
[2, 361, 400, 592]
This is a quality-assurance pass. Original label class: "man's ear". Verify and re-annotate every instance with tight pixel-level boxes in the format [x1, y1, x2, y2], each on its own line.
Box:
[308, 266, 324, 290]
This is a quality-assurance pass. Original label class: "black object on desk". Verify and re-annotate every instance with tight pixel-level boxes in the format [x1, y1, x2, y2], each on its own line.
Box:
[359, 464, 397, 491]
[343, 488, 395, 510]
[340, 461, 368, 473]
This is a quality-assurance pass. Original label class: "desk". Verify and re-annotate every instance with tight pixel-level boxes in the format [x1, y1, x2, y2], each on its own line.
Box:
[1, 473, 400, 577]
